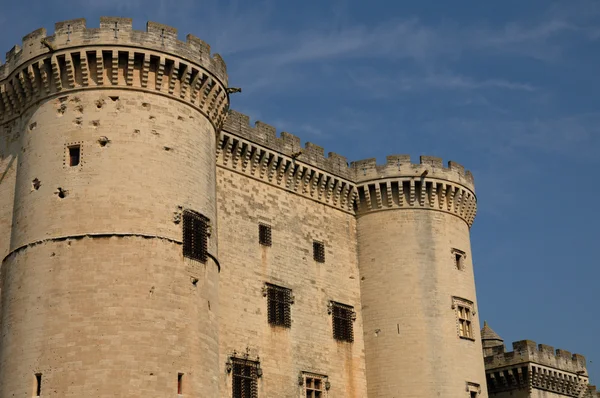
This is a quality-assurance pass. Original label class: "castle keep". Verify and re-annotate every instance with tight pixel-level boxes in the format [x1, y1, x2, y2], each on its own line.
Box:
[0, 16, 587, 398]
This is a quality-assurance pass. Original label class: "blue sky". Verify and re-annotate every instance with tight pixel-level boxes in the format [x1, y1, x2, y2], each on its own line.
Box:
[2, 0, 599, 384]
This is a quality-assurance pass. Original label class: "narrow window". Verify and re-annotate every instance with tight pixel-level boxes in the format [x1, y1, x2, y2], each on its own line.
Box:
[232, 358, 259, 398]
[313, 241, 325, 263]
[34, 373, 42, 397]
[303, 373, 328, 398]
[470, 392, 478, 398]
[68, 145, 81, 167]
[177, 373, 183, 394]
[265, 283, 292, 328]
[330, 301, 355, 343]
[259, 223, 272, 246]
[452, 248, 465, 270]
[182, 210, 209, 263]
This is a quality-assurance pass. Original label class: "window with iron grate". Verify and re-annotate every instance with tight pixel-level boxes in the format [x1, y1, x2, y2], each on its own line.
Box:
[304, 374, 327, 398]
[330, 301, 355, 343]
[182, 210, 209, 263]
[232, 358, 259, 398]
[313, 241, 325, 263]
[265, 283, 292, 328]
[259, 223, 272, 246]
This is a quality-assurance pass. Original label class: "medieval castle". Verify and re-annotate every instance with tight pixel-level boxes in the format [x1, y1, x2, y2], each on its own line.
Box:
[0, 17, 596, 398]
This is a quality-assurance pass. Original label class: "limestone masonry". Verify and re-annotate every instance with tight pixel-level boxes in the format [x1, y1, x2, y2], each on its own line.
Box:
[0, 17, 595, 398]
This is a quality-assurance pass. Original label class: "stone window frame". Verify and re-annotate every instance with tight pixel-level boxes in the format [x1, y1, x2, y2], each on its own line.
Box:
[466, 381, 481, 397]
[452, 296, 476, 341]
[299, 371, 330, 397]
[63, 141, 84, 169]
[451, 248, 467, 271]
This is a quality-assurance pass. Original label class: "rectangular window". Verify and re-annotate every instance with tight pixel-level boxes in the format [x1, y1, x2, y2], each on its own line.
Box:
[266, 283, 292, 328]
[259, 223, 272, 246]
[177, 373, 183, 394]
[330, 301, 355, 343]
[452, 248, 465, 270]
[232, 358, 259, 398]
[182, 210, 209, 263]
[313, 241, 325, 263]
[470, 392, 478, 398]
[68, 145, 81, 167]
[304, 374, 327, 398]
[34, 373, 42, 397]
[453, 298, 474, 340]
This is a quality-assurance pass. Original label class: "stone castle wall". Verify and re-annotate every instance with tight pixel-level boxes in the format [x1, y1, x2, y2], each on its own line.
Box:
[0, 18, 227, 397]
[1, 17, 488, 398]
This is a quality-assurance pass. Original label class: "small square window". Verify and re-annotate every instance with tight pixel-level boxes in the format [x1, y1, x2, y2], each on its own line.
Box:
[265, 283, 292, 328]
[259, 223, 272, 246]
[313, 241, 325, 263]
[231, 357, 259, 398]
[303, 373, 328, 398]
[329, 301, 355, 343]
[182, 210, 209, 263]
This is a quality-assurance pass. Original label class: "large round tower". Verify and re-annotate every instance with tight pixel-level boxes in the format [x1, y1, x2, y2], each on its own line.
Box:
[0, 18, 228, 397]
[353, 155, 486, 397]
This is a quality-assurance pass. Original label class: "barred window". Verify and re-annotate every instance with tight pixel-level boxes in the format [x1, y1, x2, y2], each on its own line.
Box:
[232, 358, 259, 398]
[182, 210, 209, 263]
[259, 223, 272, 246]
[330, 301, 355, 343]
[313, 241, 325, 263]
[266, 283, 292, 328]
[304, 374, 326, 398]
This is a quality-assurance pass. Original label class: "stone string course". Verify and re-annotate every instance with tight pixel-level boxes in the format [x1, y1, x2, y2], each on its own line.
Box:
[0, 17, 229, 129]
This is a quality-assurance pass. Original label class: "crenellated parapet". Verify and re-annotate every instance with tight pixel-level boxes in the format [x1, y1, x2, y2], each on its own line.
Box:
[485, 340, 590, 397]
[221, 111, 479, 224]
[350, 156, 476, 227]
[223, 110, 351, 178]
[217, 119, 356, 214]
[0, 17, 229, 129]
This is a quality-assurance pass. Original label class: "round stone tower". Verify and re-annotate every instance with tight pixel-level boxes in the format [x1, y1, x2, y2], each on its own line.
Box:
[0, 18, 228, 397]
[352, 155, 487, 397]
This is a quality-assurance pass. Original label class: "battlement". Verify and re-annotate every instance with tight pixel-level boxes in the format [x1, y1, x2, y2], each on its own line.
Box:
[350, 155, 475, 192]
[0, 18, 229, 129]
[223, 110, 351, 179]
[0, 17, 227, 84]
[485, 340, 587, 375]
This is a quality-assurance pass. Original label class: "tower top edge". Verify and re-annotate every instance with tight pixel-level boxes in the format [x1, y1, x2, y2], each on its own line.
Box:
[0, 17, 227, 84]
[223, 109, 475, 189]
[350, 155, 475, 191]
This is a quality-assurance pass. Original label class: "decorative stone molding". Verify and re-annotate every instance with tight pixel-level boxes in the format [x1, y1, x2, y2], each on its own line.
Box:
[0, 18, 229, 130]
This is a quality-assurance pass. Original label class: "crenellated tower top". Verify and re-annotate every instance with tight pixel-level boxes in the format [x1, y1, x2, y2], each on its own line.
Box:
[0, 17, 227, 83]
[0, 17, 229, 129]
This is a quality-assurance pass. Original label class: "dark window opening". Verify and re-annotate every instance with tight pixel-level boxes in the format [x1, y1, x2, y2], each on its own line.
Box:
[232, 358, 259, 398]
[35, 373, 42, 397]
[455, 253, 462, 269]
[258, 223, 272, 246]
[183, 210, 209, 263]
[266, 283, 292, 328]
[313, 241, 325, 263]
[69, 145, 80, 167]
[305, 375, 325, 398]
[331, 301, 355, 343]
[177, 373, 183, 394]
[470, 392, 477, 398]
